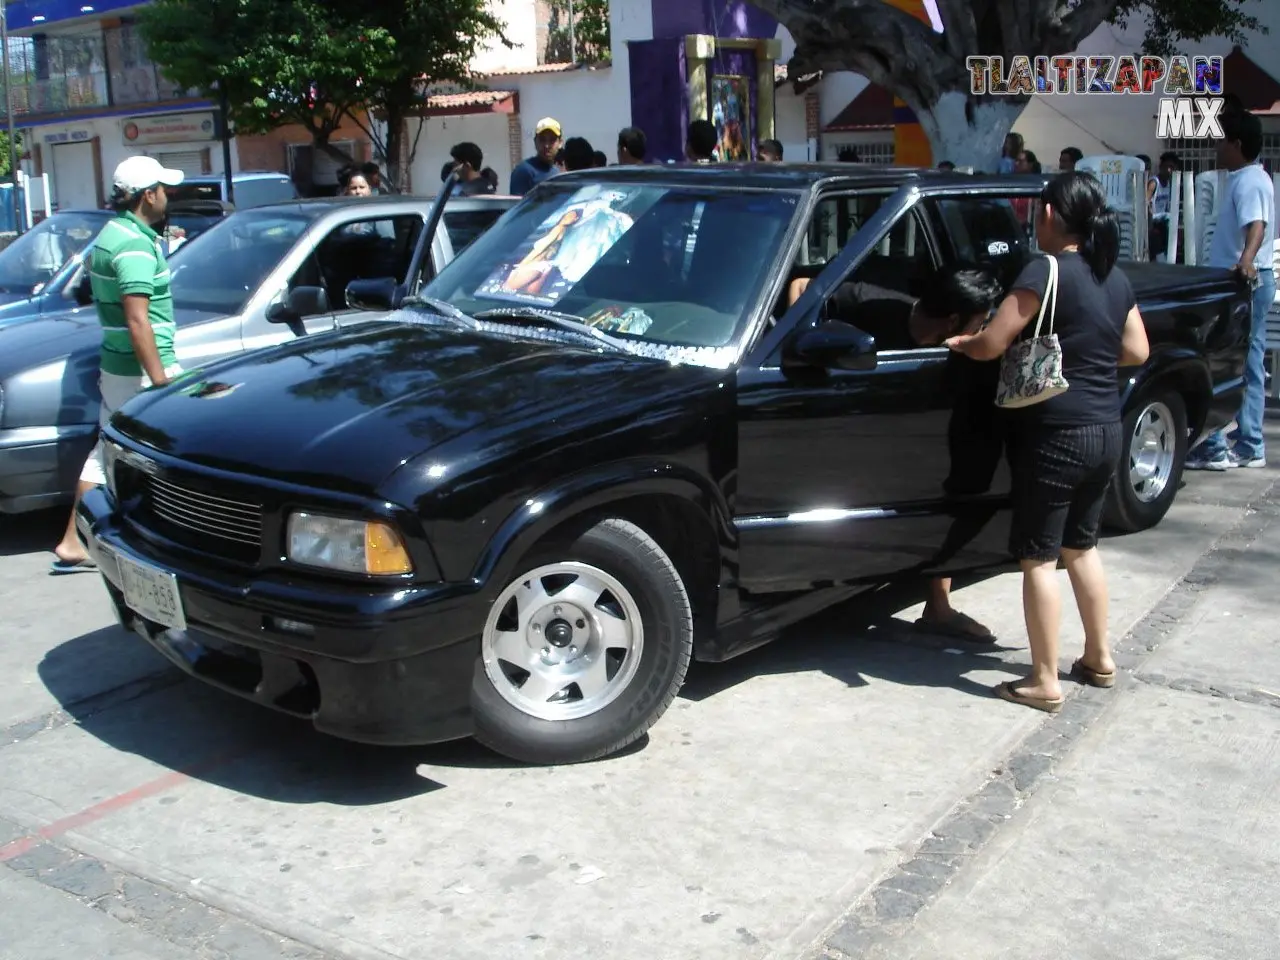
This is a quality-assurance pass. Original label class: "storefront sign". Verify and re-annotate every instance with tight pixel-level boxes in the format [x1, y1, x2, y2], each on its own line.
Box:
[121, 112, 217, 147]
[44, 127, 94, 144]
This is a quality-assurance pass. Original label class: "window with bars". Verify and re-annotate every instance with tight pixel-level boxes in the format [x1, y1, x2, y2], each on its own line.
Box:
[1160, 133, 1280, 176]
[825, 139, 896, 164]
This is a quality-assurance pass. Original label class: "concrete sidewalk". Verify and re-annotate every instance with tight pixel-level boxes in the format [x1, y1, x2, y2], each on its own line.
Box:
[0, 435, 1276, 960]
[813, 478, 1280, 960]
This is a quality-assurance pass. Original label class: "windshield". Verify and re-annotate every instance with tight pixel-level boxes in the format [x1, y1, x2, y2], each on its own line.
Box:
[166, 208, 315, 314]
[0, 211, 108, 293]
[423, 182, 799, 351]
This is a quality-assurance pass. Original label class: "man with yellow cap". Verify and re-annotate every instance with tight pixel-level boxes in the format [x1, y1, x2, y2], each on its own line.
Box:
[509, 117, 562, 196]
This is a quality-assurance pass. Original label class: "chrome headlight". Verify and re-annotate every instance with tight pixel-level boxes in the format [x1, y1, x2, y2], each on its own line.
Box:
[286, 512, 413, 576]
[101, 439, 122, 497]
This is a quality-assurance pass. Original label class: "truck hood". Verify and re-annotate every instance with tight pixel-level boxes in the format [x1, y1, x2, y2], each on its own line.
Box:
[112, 321, 694, 496]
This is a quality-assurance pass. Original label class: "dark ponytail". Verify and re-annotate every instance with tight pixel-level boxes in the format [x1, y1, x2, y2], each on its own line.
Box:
[1040, 171, 1120, 281]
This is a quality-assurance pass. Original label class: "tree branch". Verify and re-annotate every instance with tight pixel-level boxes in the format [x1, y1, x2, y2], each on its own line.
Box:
[756, 0, 967, 112]
[1044, 0, 1120, 52]
[932, 0, 978, 60]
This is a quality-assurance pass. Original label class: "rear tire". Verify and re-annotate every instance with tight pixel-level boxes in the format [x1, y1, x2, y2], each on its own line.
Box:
[1104, 390, 1188, 532]
[471, 518, 693, 764]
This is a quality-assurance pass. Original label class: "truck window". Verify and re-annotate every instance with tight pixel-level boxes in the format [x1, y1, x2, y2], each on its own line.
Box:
[443, 207, 506, 256]
[800, 192, 893, 267]
[933, 197, 1033, 290]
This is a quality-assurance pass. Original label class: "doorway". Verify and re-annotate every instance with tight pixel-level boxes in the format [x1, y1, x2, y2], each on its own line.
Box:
[51, 141, 101, 211]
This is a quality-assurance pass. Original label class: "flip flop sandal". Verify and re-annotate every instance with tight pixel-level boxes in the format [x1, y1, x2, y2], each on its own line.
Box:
[994, 681, 1065, 714]
[915, 612, 996, 643]
[1071, 659, 1116, 688]
[50, 557, 97, 575]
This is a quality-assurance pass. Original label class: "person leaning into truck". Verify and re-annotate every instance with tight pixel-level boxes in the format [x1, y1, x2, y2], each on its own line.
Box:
[787, 264, 1007, 641]
[51, 156, 186, 574]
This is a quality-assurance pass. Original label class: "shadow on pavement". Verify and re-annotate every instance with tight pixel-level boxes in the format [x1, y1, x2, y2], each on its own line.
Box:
[0, 507, 63, 558]
[681, 573, 1020, 704]
[37, 624, 648, 803]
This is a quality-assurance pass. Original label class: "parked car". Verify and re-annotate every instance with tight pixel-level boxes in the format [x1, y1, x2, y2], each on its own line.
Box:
[76, 166, 1249, 765]
[166, 171, 300, 209]
[0, 209, 110, 314]
[0, 194, 515, 514]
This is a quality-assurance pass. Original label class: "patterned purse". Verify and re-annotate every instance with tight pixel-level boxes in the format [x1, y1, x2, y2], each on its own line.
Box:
[994, 254, 1069, 409]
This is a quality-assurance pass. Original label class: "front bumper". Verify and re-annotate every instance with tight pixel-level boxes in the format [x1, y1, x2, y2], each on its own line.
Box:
[78, 487, 486, 746]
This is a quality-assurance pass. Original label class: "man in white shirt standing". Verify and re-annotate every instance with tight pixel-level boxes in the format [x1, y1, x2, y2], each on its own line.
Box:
[1186, 109, 1276, 471]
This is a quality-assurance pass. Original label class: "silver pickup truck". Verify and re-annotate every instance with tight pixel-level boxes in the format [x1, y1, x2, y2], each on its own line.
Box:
[0, 194, 515, 514]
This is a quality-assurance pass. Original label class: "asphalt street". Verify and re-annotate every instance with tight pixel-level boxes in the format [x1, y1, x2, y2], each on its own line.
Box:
[1, 426, 1277, 960]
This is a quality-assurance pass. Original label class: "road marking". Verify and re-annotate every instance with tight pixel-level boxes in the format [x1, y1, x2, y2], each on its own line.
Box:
[0, 751, 237, 863]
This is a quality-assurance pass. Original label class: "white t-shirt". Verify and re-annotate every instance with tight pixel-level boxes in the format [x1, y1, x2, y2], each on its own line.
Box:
[1208, 162, 1276, 270]
[1150, 176, 1170, 219]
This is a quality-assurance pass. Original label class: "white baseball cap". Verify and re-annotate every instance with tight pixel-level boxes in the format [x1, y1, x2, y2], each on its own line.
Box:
[112, 155, 184, 196]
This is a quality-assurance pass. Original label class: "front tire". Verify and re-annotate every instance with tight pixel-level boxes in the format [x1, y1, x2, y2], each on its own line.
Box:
[1104, 391, 1188, 532]
[471, 518, 693, 764]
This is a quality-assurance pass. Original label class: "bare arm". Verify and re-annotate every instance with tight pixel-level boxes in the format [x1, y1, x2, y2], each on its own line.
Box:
[121, 294, 169, 385]
[1119, 305, 1149, 367]
[1238, 221, 1267, 278]
[944, 289, 1039, 361]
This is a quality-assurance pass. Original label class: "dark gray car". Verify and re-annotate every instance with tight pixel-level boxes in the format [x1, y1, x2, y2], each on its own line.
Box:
[0, 194, 515, 514]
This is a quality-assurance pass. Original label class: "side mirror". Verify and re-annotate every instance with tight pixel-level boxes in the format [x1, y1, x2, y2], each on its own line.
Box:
[266, 285, 330, 337]
[345, 277, 399, 312]
[786, 320, 877, 371]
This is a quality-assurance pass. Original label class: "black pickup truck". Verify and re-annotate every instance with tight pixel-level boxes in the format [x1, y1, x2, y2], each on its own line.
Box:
[76, 166, 1249, 764]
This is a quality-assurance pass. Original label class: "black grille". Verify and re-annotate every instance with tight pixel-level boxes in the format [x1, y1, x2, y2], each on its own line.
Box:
[144, 474, 263, 548]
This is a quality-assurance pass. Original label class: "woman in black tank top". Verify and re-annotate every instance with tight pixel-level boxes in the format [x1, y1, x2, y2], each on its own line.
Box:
[945, 172, 1151, 712]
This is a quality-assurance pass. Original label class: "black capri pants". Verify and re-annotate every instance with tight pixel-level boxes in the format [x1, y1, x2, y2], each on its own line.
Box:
[1007, 421, 1123, 562]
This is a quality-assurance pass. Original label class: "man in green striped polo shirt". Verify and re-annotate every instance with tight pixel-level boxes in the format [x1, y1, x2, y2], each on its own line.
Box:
[53, 155, 185, 573]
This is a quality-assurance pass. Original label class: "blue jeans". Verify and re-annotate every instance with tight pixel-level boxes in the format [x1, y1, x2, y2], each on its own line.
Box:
[1199, 267, 1276, 460]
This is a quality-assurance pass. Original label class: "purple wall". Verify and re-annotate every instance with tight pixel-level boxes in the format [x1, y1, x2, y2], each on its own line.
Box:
[628, 0, 778, 162]
[628, 39, 689, 163]
[649, 0, 779, 41]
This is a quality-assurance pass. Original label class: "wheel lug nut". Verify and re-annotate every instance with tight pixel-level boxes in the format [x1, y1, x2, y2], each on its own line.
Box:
[554, 605, 562, 615]
[532, 623, 540, 632]
[570, 645, 577, 655]
[575, 619, 585, 628]
[542, 647, 551, 657]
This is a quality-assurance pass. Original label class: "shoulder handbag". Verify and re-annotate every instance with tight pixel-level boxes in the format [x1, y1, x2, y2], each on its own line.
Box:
[994, 254, 1070, 408]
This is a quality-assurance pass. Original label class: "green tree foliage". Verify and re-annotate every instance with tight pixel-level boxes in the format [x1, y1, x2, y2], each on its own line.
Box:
[0, 131, 22, 179]
[139, 0, 507, 190]
[751, 0, 1267, 167]
[544, 0, 611, 64]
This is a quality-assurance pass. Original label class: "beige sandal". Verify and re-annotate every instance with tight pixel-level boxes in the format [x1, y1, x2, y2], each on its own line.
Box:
[1071, 659, 1116, 688]
[995, 681, 1064, 714]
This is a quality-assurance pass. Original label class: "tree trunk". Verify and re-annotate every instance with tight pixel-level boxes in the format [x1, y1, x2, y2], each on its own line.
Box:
[382, 113, 405, 193]
[913, 94, 1025, 171]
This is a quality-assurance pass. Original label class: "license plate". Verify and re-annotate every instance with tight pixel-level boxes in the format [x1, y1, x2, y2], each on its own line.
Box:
[118, 554, 187, 632]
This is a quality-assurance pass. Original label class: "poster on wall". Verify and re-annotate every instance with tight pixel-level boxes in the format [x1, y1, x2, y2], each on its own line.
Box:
[710, 75, 750, 161]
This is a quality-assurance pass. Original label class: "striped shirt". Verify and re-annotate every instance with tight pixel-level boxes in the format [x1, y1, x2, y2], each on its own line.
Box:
[90, 211, 176, 376]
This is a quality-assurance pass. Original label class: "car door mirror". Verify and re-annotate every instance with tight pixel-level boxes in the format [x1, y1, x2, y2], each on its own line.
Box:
[345, 277, 399, 312]
[266, 285, 330, 337]
[786, 320, 878, 371]
[267, 285, 330, 323]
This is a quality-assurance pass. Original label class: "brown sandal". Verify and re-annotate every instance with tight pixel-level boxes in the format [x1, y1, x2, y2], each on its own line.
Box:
[1071, 659, 1116, 688]
[994, 681, 1065, 713]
